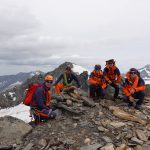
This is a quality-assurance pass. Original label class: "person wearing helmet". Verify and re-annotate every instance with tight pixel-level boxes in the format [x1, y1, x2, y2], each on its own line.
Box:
[31, 74, 56, 122]
[88, 64, 106, 100]
[53, 65, 81, 94]
[122, 68, 146, 109]
[103, 59, 122, 100]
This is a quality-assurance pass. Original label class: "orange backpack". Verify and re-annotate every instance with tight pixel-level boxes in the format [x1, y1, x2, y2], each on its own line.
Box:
[23, 83, 41, 106]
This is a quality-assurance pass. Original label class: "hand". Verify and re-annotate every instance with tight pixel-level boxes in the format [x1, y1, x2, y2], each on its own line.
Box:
[108, 80, 112, 84]
[129, 96, 134, 102]
[130, 88, 135, 94]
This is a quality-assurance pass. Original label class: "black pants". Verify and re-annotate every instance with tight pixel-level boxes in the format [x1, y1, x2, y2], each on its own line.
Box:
[89, 84, 106, 99]
[109, 83, 120, 98]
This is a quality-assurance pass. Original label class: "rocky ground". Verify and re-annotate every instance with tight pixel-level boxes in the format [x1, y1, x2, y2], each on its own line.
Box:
[1, 90, 149, 150]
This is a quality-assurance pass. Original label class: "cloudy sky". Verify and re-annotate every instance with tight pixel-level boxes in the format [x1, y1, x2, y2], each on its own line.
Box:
[0, 0, 150, 75]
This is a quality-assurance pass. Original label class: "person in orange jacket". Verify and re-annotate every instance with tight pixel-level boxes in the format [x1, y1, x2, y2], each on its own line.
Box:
[122, 68, 146, 110]
[103, 59, 122, 100]
[88, 64, 106, 100]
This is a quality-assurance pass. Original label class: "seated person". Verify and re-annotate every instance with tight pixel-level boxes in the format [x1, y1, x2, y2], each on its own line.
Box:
[53, 66, 81, 94]
[88, 64, 106, 100]
[122, 68, 146, 110]
[103, 59, 122, 100]
[30, 74, 56, 124]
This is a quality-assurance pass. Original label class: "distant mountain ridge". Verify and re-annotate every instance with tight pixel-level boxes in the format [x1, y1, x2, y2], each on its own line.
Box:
[138, 64, 150, 85]
[0, 71, 44, 92]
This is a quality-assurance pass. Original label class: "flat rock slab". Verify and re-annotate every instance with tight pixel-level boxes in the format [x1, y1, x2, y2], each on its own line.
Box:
[136, 129, 148, 142]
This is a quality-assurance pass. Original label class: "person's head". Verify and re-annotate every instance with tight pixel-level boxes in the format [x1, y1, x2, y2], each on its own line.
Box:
[94, 64, 101, 72]
[44, 74, 53, 88]
[129, 68, 137, 79]
[65, 65, 72, 75]
[106, 59, 115, 68]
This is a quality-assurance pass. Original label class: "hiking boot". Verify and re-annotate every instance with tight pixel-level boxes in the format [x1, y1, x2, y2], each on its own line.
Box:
[128, 102, 133, 108]
[135, 104, 141, 110]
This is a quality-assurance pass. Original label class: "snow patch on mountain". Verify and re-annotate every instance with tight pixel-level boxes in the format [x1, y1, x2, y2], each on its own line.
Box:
[72, 64, 88, 75]
[0, 103, 30, 123]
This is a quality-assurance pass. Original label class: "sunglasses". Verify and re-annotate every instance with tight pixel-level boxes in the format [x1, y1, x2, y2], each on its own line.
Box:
[130, 72, 136, 74]
[108, 63, 113, 65]
[45, 80, 53, 84]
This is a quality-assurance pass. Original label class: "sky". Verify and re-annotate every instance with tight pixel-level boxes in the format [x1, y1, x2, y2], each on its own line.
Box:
[0, 0, 150, 75]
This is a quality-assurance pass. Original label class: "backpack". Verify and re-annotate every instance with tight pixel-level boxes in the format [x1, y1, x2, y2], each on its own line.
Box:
[23, 83, 41, 106]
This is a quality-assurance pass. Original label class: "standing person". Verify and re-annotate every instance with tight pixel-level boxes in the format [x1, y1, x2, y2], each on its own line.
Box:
[53, 66, 81, 94]
[30, 74, 56, 123]
[103, 59, 122, 100]
[88, 64, 106, 100]
[122, 68, 146, 109]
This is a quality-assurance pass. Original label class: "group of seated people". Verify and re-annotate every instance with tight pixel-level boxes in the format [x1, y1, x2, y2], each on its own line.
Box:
[30, 59, 146, 123]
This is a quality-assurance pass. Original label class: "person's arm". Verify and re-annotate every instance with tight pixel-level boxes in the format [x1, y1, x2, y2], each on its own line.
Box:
[35, 88, 49, 110]
[53, 74, 63, 86]
[103, 68, 111, 83]
[72, 74, 80, 88]
[115, 68, 122, 83]
[135, 79, 146, 92]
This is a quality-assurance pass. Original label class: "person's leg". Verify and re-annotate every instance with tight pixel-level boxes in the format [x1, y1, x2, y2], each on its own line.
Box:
[110, 83, 119, 98]
[89, 84, 96, 98]
[97, 86, 106, 99]
[122, 95, 133, 107]
[41, 109, 56, 119]
[134, 91, 145, 109]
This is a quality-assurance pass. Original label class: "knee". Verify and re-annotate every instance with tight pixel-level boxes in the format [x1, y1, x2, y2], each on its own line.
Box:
[138, 91, 145, 95]
[49, 111, 56, 119]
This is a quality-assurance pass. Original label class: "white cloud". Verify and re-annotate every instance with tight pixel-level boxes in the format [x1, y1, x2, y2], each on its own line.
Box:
[0, 0, 149, 75]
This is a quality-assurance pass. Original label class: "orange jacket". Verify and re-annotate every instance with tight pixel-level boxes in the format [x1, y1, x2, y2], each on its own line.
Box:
[103, 65, 121, 83]
[88, 70, 106, 89]
[122, 72, 146, 96]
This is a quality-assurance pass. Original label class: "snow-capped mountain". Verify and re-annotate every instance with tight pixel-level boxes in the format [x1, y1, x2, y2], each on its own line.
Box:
[0, 71, 44, 92]
[72, 64, 88, 75]
[138, 65, 150, 85]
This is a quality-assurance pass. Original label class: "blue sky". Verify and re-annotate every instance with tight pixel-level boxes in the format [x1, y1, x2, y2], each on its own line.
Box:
[0, 0, 150, 75]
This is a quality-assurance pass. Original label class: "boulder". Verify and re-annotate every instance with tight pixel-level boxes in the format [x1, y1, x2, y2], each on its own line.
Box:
[0, 116, 32, 145]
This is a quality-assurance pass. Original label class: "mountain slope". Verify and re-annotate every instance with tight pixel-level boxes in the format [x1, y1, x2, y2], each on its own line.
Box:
[139, 65, 150, 85]
[0, 71, 44, 92]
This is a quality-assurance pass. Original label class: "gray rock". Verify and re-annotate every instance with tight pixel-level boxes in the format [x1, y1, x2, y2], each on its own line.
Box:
[136, 129, 148, 142]
[0, 145, 13, 150]
[80, 143, 102, 150]
[130, 137, 144, 145]
[102, 136, 113, 143]
[0, 116, 32, 145]
[100, 143, 114, 150]
[22, 143, 34, 150]
[98, 126, 108, 132]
